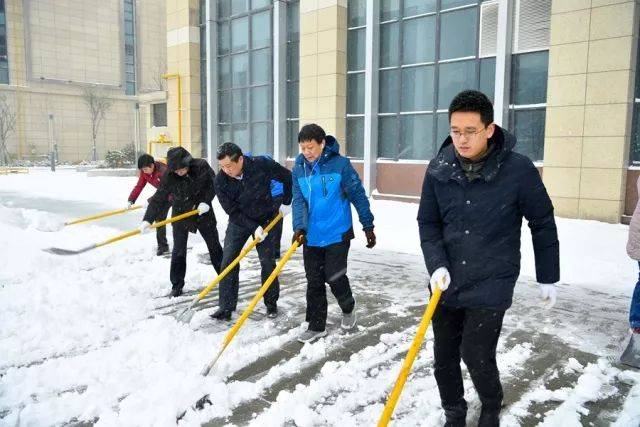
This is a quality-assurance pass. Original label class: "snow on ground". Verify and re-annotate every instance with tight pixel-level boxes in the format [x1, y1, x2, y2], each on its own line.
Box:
[1, 168, 639, 426]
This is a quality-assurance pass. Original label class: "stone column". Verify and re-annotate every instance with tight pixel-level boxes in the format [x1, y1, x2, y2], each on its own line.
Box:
[543, 0, 639, 223]
[299, 0, 347, 149]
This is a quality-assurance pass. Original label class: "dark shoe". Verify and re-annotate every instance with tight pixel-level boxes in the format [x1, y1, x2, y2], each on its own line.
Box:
[443, 402, 467, 427]
[156, 244, 169, 256]
[478, 408, 500, 427]
[210, 308, 232, 321]
[266, 306, 278, 319]
[169, 286, 183, 297]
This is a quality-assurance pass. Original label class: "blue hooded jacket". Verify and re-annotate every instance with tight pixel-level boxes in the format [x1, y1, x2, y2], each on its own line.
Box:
[292, 136, 374, 247]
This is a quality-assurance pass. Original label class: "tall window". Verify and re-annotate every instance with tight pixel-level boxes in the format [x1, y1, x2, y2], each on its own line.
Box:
[123, 0, 136, 95]
[346, 0, 366, 158]
[217, 0, 273, 154]
[631, 38, 640, 165]
[286, 1, 300, 158]
[378, 0, 493, 161]
[0, 0, 8, 84]
[508, 0, 551, 162]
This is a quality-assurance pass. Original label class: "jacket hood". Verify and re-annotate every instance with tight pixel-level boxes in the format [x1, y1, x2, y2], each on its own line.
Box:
[428, 125, 516, 183]
[295, 135, 341, 168]
[167, 147, 193, 171]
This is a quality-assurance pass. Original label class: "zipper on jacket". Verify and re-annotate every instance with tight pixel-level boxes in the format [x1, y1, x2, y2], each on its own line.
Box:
[321, 176, 327, 197]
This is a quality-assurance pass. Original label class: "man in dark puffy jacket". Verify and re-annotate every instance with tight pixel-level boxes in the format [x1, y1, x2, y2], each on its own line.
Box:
[211, 142, 292, 321]
[418, 90, 560, 427]
[140, 147, 223, 297]
[292, 124, 376, 343]
[127, 154, 170, 255]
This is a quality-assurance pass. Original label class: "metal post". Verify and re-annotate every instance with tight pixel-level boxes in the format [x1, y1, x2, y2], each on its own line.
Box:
[48, 113, 55, 171]
[273, 0, 287, 164]
[363, 0, 380, 196]
[493, 0, 513, 127]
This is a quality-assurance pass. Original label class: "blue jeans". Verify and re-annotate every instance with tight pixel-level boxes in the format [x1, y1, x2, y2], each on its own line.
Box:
[631, 262, 640, 329]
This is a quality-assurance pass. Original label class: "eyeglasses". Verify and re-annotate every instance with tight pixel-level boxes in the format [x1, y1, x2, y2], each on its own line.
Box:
[450, 127, 486, 141]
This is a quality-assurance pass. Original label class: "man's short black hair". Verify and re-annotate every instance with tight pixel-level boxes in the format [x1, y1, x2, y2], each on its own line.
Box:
[216, 142, 243, 161]
[298, 123, 326, 144]
[137, 154, 154, 169]
[448, 90, 494, 126]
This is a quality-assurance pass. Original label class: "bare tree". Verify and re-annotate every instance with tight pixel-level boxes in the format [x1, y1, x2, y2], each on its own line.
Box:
[150, 56, 167, 92]
[0, 94, 16, 166]
[82, 86, 113, 162]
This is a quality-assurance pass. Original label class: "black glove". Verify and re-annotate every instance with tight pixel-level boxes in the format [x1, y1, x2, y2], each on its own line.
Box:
[292, 229, 307, 246]
[364, 228, 376, 249]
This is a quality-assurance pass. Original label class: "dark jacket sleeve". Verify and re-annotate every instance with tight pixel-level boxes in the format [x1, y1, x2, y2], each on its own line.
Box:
[143, 173, 172, 223]
[291, 167, 308, 232]
[192, 160, 216, 206]
[128, 173, 146, 203]
[215, 173, 260, 229]
[268, 158, 293, 205]
[417, 170, 450, 275]
[341, 159, 374, 230]
[518, 161, 560, 284]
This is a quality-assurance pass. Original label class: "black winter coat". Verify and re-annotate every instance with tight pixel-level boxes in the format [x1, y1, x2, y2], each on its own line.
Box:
[215, 155, 292, 230]
[417, 126, 560, 311]
[144, 157, 217, 232]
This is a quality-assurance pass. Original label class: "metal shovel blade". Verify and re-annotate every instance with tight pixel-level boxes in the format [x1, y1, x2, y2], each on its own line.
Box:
[620, 333, 640, 369]
[42, 245, 95, 255]
[175, 305, 196, 324]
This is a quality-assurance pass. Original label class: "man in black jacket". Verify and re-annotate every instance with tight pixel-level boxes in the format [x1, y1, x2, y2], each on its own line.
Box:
[417, 90, 560, 426]
[211, 143, 292, 321]
[140, 147, 223, 297]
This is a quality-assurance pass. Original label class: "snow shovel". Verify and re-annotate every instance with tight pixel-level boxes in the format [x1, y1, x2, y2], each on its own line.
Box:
[176, 212, 284, 323]
[620, 333, 640, 369]
[64, 205, 143, 226]
[377, 283, 444, 427]
[200, 240, 300, 377]
[43, 209, 198, 255]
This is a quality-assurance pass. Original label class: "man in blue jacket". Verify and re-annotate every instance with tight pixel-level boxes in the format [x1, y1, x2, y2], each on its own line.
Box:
[292, 123, 376, 343]
[211, 142, 292, 321]
[418, 90, 560, 426]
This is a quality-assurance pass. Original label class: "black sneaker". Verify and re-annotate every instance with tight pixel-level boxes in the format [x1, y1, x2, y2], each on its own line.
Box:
[266, 306, 278, 319]
[156, 244, 169, 256]
[478, 408, 500, 427]
[210, 308, 232, 321]
[169, 286, 183, 297]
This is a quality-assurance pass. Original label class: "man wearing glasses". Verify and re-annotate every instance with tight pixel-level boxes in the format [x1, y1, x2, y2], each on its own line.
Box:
[417, 90, 560, 426]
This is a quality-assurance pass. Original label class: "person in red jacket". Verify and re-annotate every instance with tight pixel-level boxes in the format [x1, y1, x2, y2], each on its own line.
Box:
[128, 154, 171, 255]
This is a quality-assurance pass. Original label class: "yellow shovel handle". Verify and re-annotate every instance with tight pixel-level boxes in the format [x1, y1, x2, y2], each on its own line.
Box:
[219, 240, 299, 355]
[95, 209, 198, 249]
[195, 212, 284, 301]
[65, 205, 143, 226]
[377, 286, 443, 427]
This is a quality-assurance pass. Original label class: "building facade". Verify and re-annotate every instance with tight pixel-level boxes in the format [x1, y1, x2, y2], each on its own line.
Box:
[1, 0, 167, 163]
[179, 0, 640, 223]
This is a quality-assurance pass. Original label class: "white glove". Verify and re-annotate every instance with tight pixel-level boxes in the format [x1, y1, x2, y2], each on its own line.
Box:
[139, 221, 151, 234]
[279, 204, 292, 216]
[254, 226, 268, 241]
[539, 283, 557, 308]
[197, 202, 210, 216]
[126, 201, 134, 210]
[430, 267, 451, 291]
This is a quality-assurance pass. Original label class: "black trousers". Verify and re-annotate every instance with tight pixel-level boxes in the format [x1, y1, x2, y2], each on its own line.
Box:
[154, 201, 171, 247]
[218, 220, 283, 311]
[303, 240, 355, 332]
[170, 212, 222, 290]
[432, 304, 505, 422]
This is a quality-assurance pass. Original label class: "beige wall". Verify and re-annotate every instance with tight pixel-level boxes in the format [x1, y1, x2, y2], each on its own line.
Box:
[543, 0, 639, 223]
[299, 0, 348, 149]
[1, 0, 167, 163]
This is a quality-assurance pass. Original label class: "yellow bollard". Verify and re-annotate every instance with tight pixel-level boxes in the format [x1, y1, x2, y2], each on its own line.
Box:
[377, 285, 443, 427]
